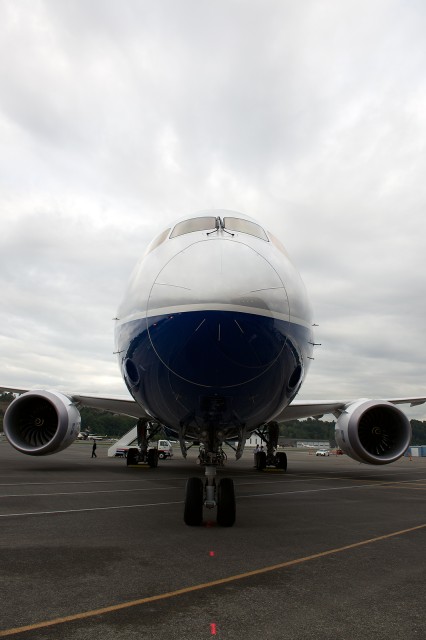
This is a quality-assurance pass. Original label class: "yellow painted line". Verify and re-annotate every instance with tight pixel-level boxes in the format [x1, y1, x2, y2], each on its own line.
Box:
[1, 523, 425, 637]
[381, 485, 426, 491]
[374, 479, 426, 491]
[386, 481, 426, 486]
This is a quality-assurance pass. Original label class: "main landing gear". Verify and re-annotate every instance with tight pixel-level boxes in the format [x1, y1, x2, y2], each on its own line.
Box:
[254, 421, 288, 472]
[126, 418, 161, 468]
[255, 450, 287, 471]
[184, 460, 236, 527]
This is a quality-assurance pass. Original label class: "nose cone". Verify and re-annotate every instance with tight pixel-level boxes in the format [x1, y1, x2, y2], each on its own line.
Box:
[147, 238, 289, 316]
[146, 239, 290, 387]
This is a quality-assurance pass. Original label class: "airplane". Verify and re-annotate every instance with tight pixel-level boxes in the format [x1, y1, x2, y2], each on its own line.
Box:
[76, 430, 104, 440]
[1, 209, 425, 527]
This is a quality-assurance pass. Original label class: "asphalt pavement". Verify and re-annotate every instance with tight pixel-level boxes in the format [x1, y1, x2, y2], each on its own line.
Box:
[1, 441, 425, 639]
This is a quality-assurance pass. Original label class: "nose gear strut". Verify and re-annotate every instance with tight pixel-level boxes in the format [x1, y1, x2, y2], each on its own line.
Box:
[184, 431, 236, 527]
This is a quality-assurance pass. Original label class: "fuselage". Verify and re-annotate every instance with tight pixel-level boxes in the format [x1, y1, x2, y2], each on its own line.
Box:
[114, 210, 314, 441]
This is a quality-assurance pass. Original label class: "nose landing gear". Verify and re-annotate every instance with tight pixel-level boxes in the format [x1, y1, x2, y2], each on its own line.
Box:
[184, 477, 204, 526]
[216, 477, 236, 527]
[184, 461, 236, 527]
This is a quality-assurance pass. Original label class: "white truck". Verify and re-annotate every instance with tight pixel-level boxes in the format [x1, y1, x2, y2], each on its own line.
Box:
[157, 439, 174, 459]
[114, 439, 173, 459]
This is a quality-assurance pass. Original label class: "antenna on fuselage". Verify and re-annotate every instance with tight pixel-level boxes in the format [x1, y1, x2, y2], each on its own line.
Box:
[206, 217, 221, 235]
[206, 216, 235, 237]
[219, 217, 234, 237]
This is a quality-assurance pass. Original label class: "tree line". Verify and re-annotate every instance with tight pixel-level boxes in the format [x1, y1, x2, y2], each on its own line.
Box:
[1, 393, 426, 444]
[278, 417, 426, 447]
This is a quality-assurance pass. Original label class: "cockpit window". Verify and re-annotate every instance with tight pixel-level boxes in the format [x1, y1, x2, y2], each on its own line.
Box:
[170, 217, 217, 238]
[223, 217, 268, 241]
[268, 231, 289, 257]
[144, 227, 171, 257]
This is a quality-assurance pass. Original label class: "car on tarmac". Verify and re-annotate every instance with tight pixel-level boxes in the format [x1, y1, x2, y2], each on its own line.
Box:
[114, 439, 174, 459]
[315, 449, 330, 456]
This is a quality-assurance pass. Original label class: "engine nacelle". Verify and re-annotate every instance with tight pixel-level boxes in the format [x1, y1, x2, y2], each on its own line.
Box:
[4, 390, 81, 456]
[335, 399, 411, 465]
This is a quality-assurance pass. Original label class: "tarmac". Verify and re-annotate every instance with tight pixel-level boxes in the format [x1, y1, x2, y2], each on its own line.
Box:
[0, 441, 425, 640]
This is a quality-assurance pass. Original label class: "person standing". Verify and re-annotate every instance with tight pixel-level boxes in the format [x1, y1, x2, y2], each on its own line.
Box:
[254, 443, 260, 467]
[91, 440, 97, 458]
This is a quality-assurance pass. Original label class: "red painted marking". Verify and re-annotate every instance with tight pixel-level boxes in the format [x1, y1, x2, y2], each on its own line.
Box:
[210, 622, 217, 635]
[204, 520, 217, 528]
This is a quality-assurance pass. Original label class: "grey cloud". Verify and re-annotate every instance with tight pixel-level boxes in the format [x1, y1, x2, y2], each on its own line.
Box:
[0, 0, 425, 417]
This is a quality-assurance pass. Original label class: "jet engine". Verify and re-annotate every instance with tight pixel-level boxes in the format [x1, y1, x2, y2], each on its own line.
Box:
[335, 399, 411, 464]
[3, 390, 81, 456]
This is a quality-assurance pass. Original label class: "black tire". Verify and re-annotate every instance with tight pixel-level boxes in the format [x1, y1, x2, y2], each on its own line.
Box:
[256, 451, 267, 471]
[184, 477, 204, 526]
[217, 478, 236, 527]
[158, 452, 165, 459]
[147, 449, 159, 468]
[126, 448, 139, 466]
[275, 452, 287, 471]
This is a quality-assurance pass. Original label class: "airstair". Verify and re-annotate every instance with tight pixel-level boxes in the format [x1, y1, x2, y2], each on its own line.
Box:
[107, 426, 138, 457]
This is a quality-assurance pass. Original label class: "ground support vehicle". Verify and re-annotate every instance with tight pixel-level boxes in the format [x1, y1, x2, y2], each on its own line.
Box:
[157, 440, 174, 459]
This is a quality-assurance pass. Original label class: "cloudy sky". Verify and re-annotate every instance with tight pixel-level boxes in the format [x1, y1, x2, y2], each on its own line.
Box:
[1, 0, 425, 419]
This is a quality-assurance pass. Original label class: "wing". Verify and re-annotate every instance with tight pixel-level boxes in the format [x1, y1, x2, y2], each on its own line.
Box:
[0, 385, 150, 420]
[71, 393, 150, 418]
[2, 384, 425, 423]
[274, 397, 426, 422]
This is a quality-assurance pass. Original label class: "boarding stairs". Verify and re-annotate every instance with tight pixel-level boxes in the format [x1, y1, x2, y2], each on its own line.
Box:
[107, 426, 138, 457]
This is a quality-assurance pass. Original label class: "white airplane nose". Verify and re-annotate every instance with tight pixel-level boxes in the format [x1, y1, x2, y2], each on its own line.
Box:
[146, 239, 290, 387]
[147, 238, 289, 319]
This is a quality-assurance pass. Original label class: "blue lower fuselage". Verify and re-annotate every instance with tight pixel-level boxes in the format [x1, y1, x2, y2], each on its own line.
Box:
[116, 309, 311, 439]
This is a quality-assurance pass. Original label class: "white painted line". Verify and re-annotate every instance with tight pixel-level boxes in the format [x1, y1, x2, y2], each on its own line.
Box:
[0, 486, 183, 498]
[239, 482, 390, 498]
[0, 478, 187, 487]
[0, 500, 184, 518]
[0, 480, 405, 517]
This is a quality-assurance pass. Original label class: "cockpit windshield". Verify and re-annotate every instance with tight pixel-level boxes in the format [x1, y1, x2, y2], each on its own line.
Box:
[143, 227, 171, 257]
[223, 217, 268, 241]
[170, 217, 217, 238]
[169, 215, 269, 242]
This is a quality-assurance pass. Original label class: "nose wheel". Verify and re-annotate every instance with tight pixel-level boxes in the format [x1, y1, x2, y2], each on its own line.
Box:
[183, 467, 236, 527]
[184, 477, 204, 526]
[216, 477, 236, 527]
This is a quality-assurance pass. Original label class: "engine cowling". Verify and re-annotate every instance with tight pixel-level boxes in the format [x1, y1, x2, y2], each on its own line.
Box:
[335, 399, 411, 464]
[4, 390, 81, 456]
